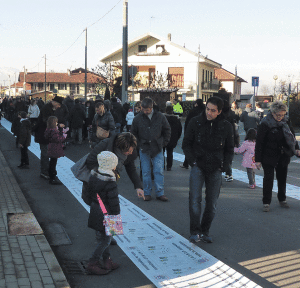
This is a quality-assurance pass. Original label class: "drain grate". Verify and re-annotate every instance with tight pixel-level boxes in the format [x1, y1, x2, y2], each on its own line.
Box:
[61, 260, 89, 275]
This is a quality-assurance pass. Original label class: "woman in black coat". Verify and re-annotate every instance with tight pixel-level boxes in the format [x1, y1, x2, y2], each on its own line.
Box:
[255, 101, 300, 212]
[164, 105, 182, 171]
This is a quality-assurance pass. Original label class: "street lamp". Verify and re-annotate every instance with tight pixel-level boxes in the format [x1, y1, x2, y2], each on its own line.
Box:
[273, 75, 278, 100]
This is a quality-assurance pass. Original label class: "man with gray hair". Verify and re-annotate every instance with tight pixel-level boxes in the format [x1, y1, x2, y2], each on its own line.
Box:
[131, 97, 171, 201]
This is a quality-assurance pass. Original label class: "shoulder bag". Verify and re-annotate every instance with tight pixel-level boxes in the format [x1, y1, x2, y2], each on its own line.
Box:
[70, 153, 91, 182]
[97, 194, 123, 236]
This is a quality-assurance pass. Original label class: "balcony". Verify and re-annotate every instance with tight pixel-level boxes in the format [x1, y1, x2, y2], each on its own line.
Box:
[201, 81, 220, 92]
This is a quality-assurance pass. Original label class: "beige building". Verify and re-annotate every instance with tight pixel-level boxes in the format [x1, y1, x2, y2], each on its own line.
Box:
[100, 32, 222, 102]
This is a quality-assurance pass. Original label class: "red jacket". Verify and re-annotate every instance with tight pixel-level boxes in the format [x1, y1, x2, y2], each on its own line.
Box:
[44, 128, 65, 158]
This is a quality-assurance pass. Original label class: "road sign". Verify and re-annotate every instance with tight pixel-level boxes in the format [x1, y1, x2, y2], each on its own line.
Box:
[252, 77, 259, 87]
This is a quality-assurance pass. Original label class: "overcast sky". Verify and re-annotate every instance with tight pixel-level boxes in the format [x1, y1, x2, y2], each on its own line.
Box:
[1, 0, 300, 93]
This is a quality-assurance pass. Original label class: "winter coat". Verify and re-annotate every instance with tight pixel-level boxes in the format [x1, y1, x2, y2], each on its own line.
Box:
[14, 101, 27, 113]
[63, 97, 75, 115]
[240, 108, 260, 131]
[91, 111, 115, 143]
[255, 114, 299, 167]
[231, 107, 242, 123]
[11, 115, 21, 137]
[182, 112, 234, 173]
[88, 171, 120, 232]
[69, 103, 86, 129]
[131, 110, 171, 158]
[19, 119, 31, 147]
[184, 106, 205, 132]
[28, 104, 40, 119]
[44, 128, 65, 158]
[34, 103, 55, 144]
[165, 114, 182, 149]
[234, 140, 256, 168]
[111, 102, 125, 125]
[54, 104, 69, 126]
[222, 108, 240, 147]
[86, 133, 142, 190]
[126, 111, 135, 126]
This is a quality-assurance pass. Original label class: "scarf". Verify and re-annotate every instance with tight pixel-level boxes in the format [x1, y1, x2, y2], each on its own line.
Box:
[262, 112, 296, 155]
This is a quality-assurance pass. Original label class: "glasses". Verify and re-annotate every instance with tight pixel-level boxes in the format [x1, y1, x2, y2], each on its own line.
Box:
[273, 113, 286, 119]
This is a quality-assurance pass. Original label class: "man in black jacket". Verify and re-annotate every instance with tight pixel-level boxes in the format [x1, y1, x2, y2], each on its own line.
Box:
[182, 97, 234, 243]
[131, 97, 171, 202]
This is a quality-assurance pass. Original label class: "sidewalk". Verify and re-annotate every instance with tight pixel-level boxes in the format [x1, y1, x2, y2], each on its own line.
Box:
[0, 150, 70, 288]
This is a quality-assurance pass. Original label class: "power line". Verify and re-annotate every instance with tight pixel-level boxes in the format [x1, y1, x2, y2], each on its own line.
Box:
[87, 0, 122, 29]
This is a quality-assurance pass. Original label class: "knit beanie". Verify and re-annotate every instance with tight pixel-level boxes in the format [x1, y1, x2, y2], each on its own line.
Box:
[97, 151, 118, 177]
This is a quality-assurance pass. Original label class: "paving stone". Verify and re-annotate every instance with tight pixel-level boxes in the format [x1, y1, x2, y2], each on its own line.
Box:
[4, 267, 15, 275]
[27, 267, 39, 274]
[12, 258, 24, 265]
[39, 270, 51, 277]
[44, 284, 56, 288]
[30, 280, 43, 288]
[23, 256, 34, 262]
[17, 278, 31, 286]
[15, 269, 28, 278]
[6, 281, 19, 288]
[5, 274, 17, 283]
[33, 252, 43, 258]
[42, 276, 54, 285]
[29, 273, 41, 281]
[37, 263, 48, 270]
[24, 261, 36, 268]
[35, 257, 46, 264]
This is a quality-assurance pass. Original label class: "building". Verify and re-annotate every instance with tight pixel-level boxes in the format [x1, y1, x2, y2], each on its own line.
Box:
[100, 32, 222, 102]
[214, 68, 247, 102]
[18, 68, 105, 98]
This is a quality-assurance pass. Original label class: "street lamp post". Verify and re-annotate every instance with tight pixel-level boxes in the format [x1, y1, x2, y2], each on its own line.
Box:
[273, 75, 278, 100]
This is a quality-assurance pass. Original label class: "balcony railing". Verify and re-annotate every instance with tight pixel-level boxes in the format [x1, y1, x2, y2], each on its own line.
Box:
[201, 82, 220, 91]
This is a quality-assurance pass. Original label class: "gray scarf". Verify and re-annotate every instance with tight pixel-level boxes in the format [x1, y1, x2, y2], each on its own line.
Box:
[262, 112, 296, 155]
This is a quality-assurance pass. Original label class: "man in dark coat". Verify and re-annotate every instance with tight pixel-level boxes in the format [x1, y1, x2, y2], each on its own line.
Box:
[240, 103, 260, 132]
[182, 97, 234, 244]
[131, 97, 171, 202]
[110, 97, 125, 133]
[180, 99, 205, 169]
[69, 99, 86, 144]
[164, 106, 182, 171]
[35, 96, 64, 179]
[18, 111, 31, 169]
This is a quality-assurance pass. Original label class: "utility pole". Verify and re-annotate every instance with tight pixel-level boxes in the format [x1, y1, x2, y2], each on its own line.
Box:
[234, 66, 238, 101]
[44, 54, 47, 102]
[84, 28, 88, 101]
[122, 0, 128, 103]
[196, 44, 200, 99]
[9, 75, 11, 97]
[23, 66, 27, 99]
[14, 73, 16, 97]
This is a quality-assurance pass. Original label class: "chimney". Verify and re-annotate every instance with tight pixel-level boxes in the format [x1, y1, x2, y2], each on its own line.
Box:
[167, 33, 171, 41]
[67, 69, 70, 76]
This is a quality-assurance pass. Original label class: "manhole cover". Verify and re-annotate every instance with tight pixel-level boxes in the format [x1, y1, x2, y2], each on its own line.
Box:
[44, 223, 72, 246]
[7, 213, 43, 236]
[61, 260, 88, 275]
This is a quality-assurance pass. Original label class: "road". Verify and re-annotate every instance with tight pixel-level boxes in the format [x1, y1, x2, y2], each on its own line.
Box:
[0, 119, 299, 288]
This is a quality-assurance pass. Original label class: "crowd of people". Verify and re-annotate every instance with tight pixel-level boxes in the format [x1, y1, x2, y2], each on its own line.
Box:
[0, 94, 299, 275]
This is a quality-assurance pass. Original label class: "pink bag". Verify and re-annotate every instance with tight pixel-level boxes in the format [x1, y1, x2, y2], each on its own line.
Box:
[97, 194, 123, 236]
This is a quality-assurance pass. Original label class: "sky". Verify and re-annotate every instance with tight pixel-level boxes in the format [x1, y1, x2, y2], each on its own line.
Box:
[1, 0, 300, 93]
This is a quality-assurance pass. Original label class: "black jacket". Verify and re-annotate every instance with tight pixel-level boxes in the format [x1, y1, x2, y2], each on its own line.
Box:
[240, 108, 260, 131]
[69, 103, 86, 129]
[91, 111, 115, 143]
[184, 105, 205, 132]
[255, 119, 299, 167]
[165, 114, 182, 149]
[131, 110, 171, 158]
[19, 119, 31, 147]
[86, 134, 142, 190]
[88, 171, 120, 232]
[182, 113, 234, 173]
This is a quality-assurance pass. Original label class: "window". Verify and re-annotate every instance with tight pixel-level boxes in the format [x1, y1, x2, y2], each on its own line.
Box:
[156, 45, 165, 53]
[38, 83, 43, 91]
[168, 67, 184, 88]
[58, 83, 66, 90]
[49, 83, 55, 91]
[138, 45, 147, 53]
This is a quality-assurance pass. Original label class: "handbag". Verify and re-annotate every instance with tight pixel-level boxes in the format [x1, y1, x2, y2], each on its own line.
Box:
[70, 153, 91, 182]
[97, 194, 123, 236]
[96, 121, 109, 140]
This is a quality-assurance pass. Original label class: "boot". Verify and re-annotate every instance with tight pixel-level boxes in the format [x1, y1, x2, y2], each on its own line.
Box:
[103, 258, 119, 270]
[86, 260, 110, 275]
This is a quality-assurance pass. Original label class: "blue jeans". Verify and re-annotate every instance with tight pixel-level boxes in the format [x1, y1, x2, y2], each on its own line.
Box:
[90, 231, 111, 261]
[139, 150, 164, 197]
[189, 166, 222, 236]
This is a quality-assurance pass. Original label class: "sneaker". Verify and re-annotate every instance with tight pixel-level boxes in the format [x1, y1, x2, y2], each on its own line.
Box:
[144, 195, 152, 201]
[279, 201, 289, 208]
[249, 184, 256, 189]
[18, 164, 29, 169]
[110, 238, 117, 245]
[263, 204, 270, 212]
[189, 234, 200, 243]
[225, 175, 229, 180]
[40, 173, 50, 180]
[225, 176, 233, 182]
[156, 195, 168, 202]
[200, 234, 213, 243]
[180, 164, 189, 169]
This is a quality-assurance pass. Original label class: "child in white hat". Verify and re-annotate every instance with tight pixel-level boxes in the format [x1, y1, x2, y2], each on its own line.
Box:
[86, 151, 120, 275]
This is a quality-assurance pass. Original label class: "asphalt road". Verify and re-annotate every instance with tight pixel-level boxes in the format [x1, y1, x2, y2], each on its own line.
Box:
[0, 123, 300, 288]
